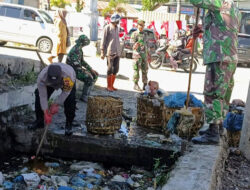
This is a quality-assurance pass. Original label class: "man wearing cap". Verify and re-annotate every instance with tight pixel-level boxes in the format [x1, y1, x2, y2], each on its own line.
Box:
[131, 19, 149, 91]
[100, 13, 121, 92]
[30, 63, 76, 136]
[66, 35, 98, 102]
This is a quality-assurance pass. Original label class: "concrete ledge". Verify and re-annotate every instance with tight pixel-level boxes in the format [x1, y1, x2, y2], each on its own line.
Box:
[0, 85, 36, 112]
[0, 54, 41, 76]
[162, 139, 228, 190]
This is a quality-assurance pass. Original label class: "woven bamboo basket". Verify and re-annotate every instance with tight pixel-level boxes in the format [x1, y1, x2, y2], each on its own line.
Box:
[137, 95, 166, 131]
[86, 96, 123, 135]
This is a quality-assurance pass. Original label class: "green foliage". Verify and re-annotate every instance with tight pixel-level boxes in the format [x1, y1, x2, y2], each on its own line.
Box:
[75, 0, 84, 12]
[142, 0, 170, 11]
[8, 72, 38, 86]
[101, 0, 127, 17]
[50, 0, 70, 8]
[152, 157, 172, 188]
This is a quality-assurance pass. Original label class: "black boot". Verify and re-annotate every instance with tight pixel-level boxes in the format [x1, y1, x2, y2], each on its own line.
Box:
[199, 123, 224, 136]
[143, 83, 147, 90]
[80, 85, 91, 102]
[134, 83, 142, 91]
[28, 120, 44, 130]
[65, 121, 73, 136]
[192, 124, 219, 145]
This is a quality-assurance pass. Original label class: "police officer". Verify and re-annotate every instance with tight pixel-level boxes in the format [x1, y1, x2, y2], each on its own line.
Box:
[30, 63, 76, 136]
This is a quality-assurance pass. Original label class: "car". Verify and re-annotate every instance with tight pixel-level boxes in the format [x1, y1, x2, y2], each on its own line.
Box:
[122, 28, 158, 58]
[0, 2, 56, 53]
[238, 10, 250, 66]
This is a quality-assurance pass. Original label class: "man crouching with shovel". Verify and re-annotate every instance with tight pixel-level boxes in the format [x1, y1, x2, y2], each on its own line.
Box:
[29, 63, 76, 136]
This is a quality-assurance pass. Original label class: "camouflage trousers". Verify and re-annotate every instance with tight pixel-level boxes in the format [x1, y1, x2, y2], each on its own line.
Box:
[204, 61, 237, 124]
[133, 54, 148, 84]
[75, 67, 98, 87]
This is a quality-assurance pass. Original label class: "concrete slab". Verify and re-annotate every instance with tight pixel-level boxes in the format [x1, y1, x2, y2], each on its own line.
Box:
[162, 140, 227, 190]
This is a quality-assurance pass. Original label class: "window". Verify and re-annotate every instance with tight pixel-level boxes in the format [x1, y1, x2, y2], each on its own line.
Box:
[24, 9, 39, 21]
[38, 10, 53, 24]
[5, 7, 21, 19]
[240, 12, 250, 35]
[0, 6, 5, 16]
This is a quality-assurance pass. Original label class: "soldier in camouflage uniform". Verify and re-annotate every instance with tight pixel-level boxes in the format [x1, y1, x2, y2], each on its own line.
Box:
[66, 35, 98, 102]
[131, 20, 149, 91]
[190, 0, 240, 144]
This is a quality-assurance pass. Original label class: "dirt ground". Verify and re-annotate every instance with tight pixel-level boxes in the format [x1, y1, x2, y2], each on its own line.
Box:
[220, 149, 250, 190]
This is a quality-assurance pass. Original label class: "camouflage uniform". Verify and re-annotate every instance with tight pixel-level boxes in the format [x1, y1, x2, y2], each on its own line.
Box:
[66, 35, 98, 87]
[131, 29, 148, 85]
[190, 0, 240, 124]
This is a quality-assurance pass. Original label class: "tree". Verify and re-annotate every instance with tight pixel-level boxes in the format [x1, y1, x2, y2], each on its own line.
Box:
[75, 0, 85, 12]
[142, 0, 170, 11]
[50, 0, 70, 9]
[101, 0, 127, 17]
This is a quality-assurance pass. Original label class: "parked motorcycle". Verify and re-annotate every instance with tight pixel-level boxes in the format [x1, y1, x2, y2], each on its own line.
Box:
[149, 40, 199, 73]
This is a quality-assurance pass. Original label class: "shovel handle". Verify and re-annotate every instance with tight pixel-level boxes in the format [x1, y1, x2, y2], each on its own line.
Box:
[186, 8, 200, 109]
[35, 124, 49, 157]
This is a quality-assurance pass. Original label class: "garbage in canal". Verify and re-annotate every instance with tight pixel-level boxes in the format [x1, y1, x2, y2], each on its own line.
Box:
[0, 155, 169, 189]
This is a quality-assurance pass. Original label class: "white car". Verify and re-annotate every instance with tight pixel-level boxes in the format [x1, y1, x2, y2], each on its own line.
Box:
[0, 3, 56, 53]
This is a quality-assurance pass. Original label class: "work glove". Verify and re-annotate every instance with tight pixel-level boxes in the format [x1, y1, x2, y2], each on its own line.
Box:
[44, 110, 52, 125]
[50, 103, 59, 115]
[192, 26, 203, 39]
[100, 51, 105, 60]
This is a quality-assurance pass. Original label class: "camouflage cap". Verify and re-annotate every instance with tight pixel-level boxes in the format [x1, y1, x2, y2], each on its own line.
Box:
[75, 35, 90, 46]
[137, 19, 145, 26]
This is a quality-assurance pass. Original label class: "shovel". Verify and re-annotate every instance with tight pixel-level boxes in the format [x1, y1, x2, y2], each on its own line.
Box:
[185, 7, 200, 109]
[31, 124, 49, 160]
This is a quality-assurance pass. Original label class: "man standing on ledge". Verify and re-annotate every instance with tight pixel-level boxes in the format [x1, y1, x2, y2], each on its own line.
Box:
[30, 63, 76, 136]
[100, 13, 121, 92]
[190, 0, 240, 144]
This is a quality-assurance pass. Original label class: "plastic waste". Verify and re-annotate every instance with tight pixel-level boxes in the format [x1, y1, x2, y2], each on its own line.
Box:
[77, 173, 86, 179]
[20, 167, 28, 173]
[144, 140, 162, 147]
[70, 176, 85, 187]
[111, 175, 126, 182]
[86, 172, 101, 179]
[0, 172, 4, 186]
[13, 175, 24, 183]
[58, 186, 75, 190]
[45, 162, 60, 168]
[87, 183, 94, 189]
[3, 181, 13, 190]
[51, 176, 67, 187]
[41, 175, 51, 182]
[21, 173, 40, 189]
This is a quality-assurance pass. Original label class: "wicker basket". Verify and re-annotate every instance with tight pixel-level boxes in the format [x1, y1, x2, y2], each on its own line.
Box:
[137, 95, 166, 131]
[86, 96, 123, 135]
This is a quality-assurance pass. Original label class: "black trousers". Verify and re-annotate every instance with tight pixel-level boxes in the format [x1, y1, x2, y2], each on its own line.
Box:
[35, 85, 76, 124]
[107, 56, 120, 75]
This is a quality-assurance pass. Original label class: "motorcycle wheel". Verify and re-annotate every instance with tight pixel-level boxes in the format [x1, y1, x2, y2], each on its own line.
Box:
[149, 55, 162, 69]
[183, 58, 198, 73]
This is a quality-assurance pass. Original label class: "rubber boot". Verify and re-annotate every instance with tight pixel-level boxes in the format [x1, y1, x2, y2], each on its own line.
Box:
[80, 85, 91, 102]
[28, 119, 44, 130]
[143, 83, 147, 90]
[111, 75, 117, 91]
[65, 121, 73, 136]
[107, 75, 113, 92]
[134, 83, 142, 91]
[192, 124, 219, 145]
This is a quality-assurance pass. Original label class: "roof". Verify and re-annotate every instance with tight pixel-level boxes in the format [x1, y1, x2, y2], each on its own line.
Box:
[97, 1, 139, 18]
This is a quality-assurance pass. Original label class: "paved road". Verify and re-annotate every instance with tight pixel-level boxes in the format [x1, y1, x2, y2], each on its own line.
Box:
[1, 45, 250, 102]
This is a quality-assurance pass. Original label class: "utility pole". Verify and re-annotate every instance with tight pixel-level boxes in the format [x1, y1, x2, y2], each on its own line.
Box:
[177, 0, 181, 20]
[84, 0, 98, 41]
